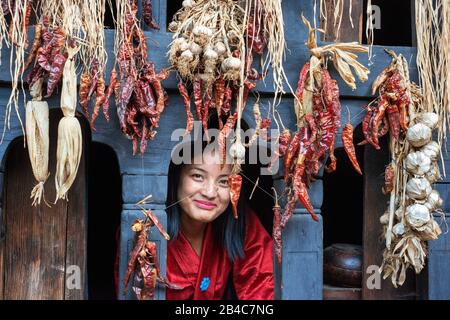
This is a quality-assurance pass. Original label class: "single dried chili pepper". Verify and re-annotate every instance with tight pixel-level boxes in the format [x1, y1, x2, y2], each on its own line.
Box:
[202, 89, 212, 142]
[284, 130, 301, 181]
[45, 52, 67, 97]
[382, 164, 394, 195]
[371, 97, 389, 148]
[223, 84, 232, 115]
[295, 63, 310, 101]
[293, 157, 318, 222]
[102, 69, 117, 122]
[280, 191, 297, 228]
[193, 78, 202, 120]
[342, 111, 362, 175]
[140, 117, 148, 154]
[359, 105, 375, 147]
[142, 0, 160, 30]
[242, 80, 256, 109]
[142, 209, 170, 240]
[91, 76, 106, 129]
[36, 47, 51, 71]
[215, 77, 225, 126]
[178, 81, 194, 136]
[150, 77, 165, 114]
[23, 1, 33, 48]
[272, 188, 282, 264]
[398, 95, 409, 130]
[324, 139, 337, 173]
[219, 112, 238, 166]
[23, 23, 42, 72]
[87, 58, 100, 101]
[228, 173, 242, 219]
[386, 103, 400, 140]
[278, 129, 291, 157]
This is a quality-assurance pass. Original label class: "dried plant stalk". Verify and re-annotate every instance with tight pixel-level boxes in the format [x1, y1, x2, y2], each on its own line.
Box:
[415, 0, 449, 159]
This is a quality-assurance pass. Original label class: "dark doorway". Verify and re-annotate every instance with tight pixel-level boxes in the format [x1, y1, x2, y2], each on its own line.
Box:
[87, 142, 122, 300]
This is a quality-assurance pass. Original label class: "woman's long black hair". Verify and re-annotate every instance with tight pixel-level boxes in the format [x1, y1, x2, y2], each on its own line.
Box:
[166, 139, 247, 261]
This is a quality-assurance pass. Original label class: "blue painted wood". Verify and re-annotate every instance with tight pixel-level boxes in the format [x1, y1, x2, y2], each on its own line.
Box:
[118, 209, 168, 300]
[428, 213, 450, 300]
[280, 210, 323, 300]
[122, 174, 168, 205]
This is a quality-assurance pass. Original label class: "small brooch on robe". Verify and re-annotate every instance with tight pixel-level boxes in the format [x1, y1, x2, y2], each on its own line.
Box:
[200, 277, 210, 292]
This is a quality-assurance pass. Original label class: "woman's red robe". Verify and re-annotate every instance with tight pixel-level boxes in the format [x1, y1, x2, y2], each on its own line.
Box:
[166, 207, 274, 300]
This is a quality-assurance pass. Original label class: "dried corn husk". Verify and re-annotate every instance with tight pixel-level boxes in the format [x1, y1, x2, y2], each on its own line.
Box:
[55, 45, 82, 201]
[55, 117, 82, 201]
[26, 78, 50, 206]
[415, 219, 442, 241]
[303, 15, 369, 90]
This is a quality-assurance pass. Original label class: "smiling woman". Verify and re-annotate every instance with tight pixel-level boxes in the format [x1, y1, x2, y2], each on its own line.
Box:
[165, 140, 274, 300]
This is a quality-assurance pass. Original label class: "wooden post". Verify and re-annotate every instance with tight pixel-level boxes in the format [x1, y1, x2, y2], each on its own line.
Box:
[321, 0, 364, 43]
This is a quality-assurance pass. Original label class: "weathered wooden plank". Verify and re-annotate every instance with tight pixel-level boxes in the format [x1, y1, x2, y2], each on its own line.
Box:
[3, 112, 68, 299]
[64, 115, 89, 300]
[428, 218, 450, 300]
[362, 140, 416, 299]
[118, 209, 168, 300]
[281, 211, 323, 300]
[321, 0, 364, 43]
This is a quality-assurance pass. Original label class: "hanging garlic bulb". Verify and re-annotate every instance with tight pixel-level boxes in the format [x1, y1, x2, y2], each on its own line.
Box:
[214, 41, 226, 55]
[182, 0, 193, 8]
[229, 142, 246, 162]
[426, 162, 442, 184]
[406, 177, 432, 201]
[406, 204, 430, 229]
[393, 222, 406, 236]
[189, 42, 202, 55]
[204, 48, 218, 60]
[425, 190, 443, 212]
[222, 57, 241, 71]
[420, 141, 440, 161]
[405, 151, 431, 176]
[418, 112, 439, 130]
[380, 211, 389, 225]
[416, 219, 442, 241]
[406, 123, 432, 147]
[180, 49, 194, 61]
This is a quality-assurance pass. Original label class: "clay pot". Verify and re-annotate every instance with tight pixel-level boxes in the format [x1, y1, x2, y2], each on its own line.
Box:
[324, 243, 363, 288]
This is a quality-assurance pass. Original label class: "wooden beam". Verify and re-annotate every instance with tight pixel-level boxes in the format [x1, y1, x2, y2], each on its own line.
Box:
[321, 0, 364, 43]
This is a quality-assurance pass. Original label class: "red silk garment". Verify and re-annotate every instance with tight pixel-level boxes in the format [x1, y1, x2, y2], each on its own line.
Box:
[166, 208, 274, 300]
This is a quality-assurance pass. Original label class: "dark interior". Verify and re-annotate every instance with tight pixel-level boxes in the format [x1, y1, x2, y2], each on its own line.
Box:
[166, 0, 184, 30]
[87, 142, 123, 300]
[362, 0, 414, 47]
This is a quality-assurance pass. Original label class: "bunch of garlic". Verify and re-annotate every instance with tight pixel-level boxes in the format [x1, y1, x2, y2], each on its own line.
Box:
[403, 112, 442, 237]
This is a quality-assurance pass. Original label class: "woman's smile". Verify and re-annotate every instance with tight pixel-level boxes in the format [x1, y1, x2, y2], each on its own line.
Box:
[193, 199, 217, 210]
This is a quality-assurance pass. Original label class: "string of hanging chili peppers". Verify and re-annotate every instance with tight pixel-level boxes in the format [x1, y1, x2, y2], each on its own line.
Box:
[277, 16, 369, 230]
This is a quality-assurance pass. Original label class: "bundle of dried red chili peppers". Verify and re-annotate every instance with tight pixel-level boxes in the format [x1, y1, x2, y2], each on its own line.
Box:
[123, 207, 179, 300]
[274, 17, 369, 245]
[359, 54, 412, 150]
[24, 16, 67, 98]
[114, 0, 170, 155]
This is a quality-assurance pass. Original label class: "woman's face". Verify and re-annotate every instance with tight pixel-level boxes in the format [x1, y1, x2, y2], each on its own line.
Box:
[177, 150, 232, 224]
